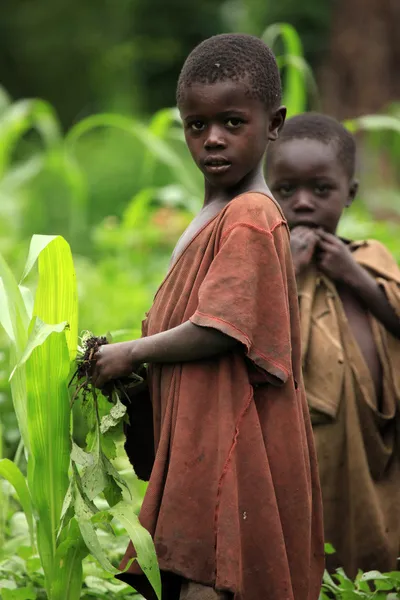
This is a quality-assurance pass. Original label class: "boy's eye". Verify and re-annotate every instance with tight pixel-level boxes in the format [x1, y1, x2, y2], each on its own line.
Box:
[275, 184, 295, 198]
[190, 121, 206, 132]
[225, 117, 243, 129]
[314, 183, 332, 197]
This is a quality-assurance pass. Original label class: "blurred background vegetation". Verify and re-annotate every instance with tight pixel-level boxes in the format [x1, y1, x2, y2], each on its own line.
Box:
[0, 0, 400, 458]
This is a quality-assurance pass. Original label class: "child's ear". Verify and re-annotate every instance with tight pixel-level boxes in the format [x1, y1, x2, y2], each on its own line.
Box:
[346, 179, 359, 207]
[268, 106, 286, 141]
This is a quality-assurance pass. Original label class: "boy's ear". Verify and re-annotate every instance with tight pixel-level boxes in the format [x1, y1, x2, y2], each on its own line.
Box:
[346, 179, 359, 207]
[268, 106, 286, 141]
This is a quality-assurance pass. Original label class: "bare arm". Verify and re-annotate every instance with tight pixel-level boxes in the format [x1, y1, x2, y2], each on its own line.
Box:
[92, 321, 239, 388]
[317, 230, 400, 339]
[132, 321, 239, 364]
[342, 262, 400, 338]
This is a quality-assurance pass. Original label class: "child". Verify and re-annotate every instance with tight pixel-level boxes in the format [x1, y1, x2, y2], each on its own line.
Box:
[265, 113, 400, 577]
[92, 36, 324, 600]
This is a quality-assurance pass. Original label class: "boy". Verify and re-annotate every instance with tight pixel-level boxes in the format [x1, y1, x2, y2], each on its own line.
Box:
[92, 36, 324, 600]
[266, 113, 400, 577]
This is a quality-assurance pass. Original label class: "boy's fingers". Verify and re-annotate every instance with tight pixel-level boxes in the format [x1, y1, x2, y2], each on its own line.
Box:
[317, 230, 341, 247]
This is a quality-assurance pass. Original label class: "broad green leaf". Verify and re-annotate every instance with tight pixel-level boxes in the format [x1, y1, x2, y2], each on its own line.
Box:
[21, 234, 78, 361]
[0, 98, 61, 177]
[19, 286, 34, 321]
[262, 23, 307, 116]
[0, 459, 34, 547]
[103, 454, 130, 497]
[71, 442, 94, 467]
[0, 277, 14, 340]
[65, 113, 199, 196]
[9, 317, 68, 380]
[52, 518, 88, 600]
[111, 501, 161, 600]
[0, 252, 29, 447]
[360, 571, 391, 582]
[26, 330, 71, 591]
[100, 396, 127, 434]
[103, 478, 123, 508]
[74, 487, 118, 574]
[20, 234, 58, 282]
[59, 481, 75, 534]
[81, 426, 108, 501]
[276, 54, 320, 111]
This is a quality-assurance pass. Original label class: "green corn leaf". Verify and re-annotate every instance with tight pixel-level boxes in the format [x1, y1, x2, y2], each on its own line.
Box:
[21, 234, 78, 361]
[26, 330, 71, 592]
[23, 233, 78, 590]
[111, 501, 161, 600]
[276, 54, 320, 112]
[65, 113, 199, 196]
[0, 459, 34, 547]
[58, 481, 75, 535]
[9, 317, 68, 380]
[0, 253, 29, 349]
[262, 22, 308, 116]
[0, 98, 61, 178]
[51, 518, 89, 600]
[19, 286, 34, 321]
[0, 252, 30, 448]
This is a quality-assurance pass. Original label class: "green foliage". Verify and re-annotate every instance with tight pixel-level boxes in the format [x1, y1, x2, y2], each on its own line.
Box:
[0, 237, 160, 599]
[320, 568, 400, 599]
[1, 20, 400, 599]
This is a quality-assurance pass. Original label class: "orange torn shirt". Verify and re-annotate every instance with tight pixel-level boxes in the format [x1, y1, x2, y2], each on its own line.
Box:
[119, 192, 324, 600]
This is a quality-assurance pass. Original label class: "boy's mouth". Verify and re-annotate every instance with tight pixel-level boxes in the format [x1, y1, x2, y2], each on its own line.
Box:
[203, 156, 231, 174]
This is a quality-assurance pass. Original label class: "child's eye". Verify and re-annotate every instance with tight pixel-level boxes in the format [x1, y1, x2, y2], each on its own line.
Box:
[190, 121, 206, 132]
[275, 184, 295, 198]
[314, 184, 332, 197]
[225, 117, 243, 129]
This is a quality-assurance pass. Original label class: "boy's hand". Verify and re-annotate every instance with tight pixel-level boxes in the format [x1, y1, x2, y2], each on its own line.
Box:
[92, 341, 140, 389]
[290, 226, 319, 275]
[316, 230, 359, 283]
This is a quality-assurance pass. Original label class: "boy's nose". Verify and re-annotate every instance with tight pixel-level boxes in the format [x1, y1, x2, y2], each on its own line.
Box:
[204, 125, 226, 149]
[293, 191, 314, 211]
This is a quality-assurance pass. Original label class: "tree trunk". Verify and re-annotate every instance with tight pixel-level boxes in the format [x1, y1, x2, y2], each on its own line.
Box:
[319, 0, 400, 119]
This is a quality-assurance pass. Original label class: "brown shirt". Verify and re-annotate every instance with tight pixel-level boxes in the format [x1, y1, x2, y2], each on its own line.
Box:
[297, 240, 400, 576]
[120, 192, 324, 600]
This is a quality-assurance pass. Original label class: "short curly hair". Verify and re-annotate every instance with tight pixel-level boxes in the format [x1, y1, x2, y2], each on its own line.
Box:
[176, 33, 282, 111]
[266, 112, 356, 179]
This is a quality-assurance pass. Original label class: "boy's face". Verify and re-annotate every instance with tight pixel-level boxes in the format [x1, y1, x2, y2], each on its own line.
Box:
[267, 138, 357, 233]
[179, 80, 284, 189]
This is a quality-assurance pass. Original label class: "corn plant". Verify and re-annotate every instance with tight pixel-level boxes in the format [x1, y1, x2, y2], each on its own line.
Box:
[0, 235, 161, 600]
[262, 22, 320, 116]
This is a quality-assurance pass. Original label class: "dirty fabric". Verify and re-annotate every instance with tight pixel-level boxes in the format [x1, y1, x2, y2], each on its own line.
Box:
[119, 192, 324, 600]
[298, 240, 400, 577]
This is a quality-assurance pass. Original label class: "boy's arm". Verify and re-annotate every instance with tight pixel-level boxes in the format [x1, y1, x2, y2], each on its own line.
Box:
[92, 322, 238, 388]
[317, 231, 400, 338]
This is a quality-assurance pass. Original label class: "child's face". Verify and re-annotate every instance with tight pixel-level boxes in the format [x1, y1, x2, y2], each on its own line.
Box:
[268, 138, 357, 234]
[179, 80, 284, 190]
